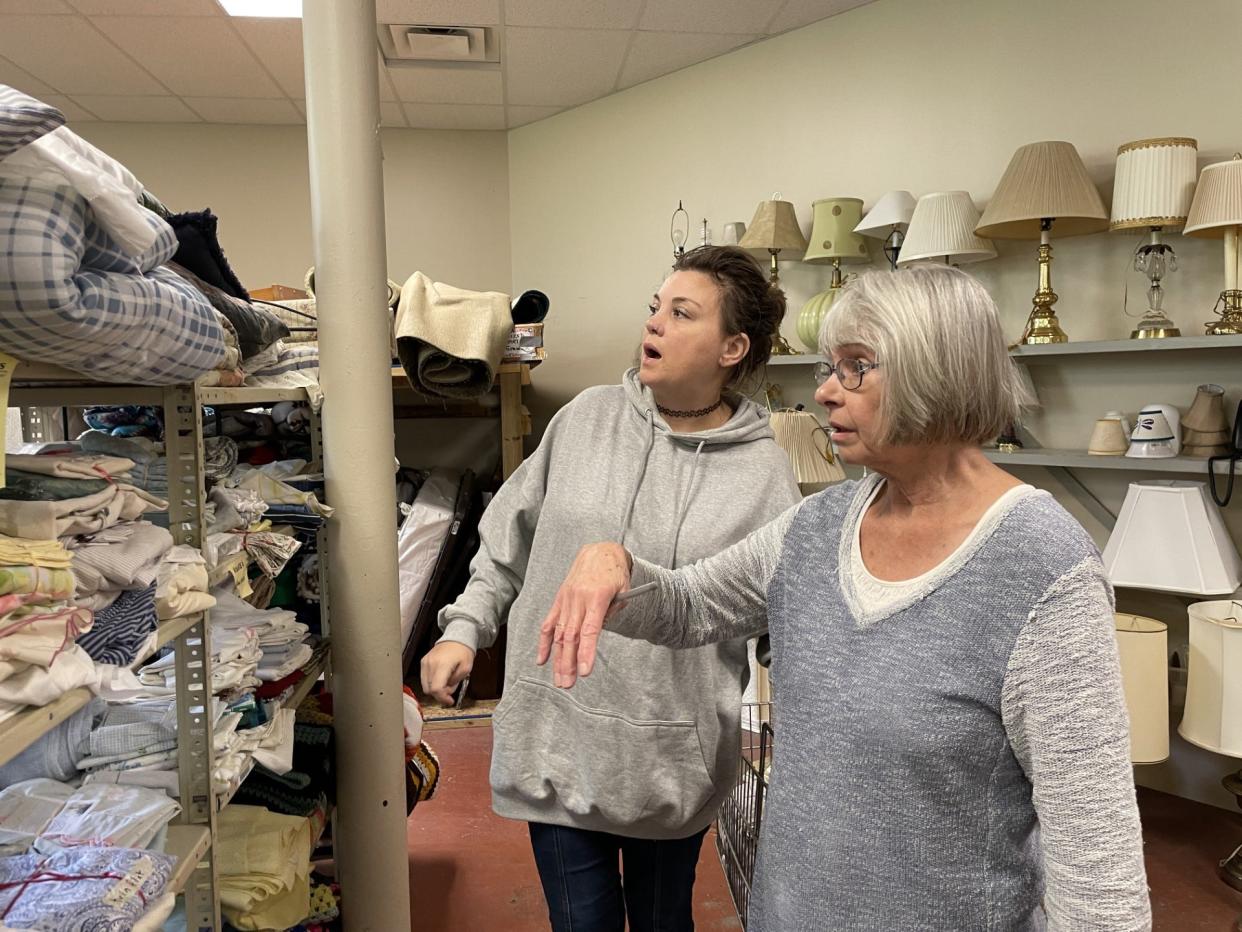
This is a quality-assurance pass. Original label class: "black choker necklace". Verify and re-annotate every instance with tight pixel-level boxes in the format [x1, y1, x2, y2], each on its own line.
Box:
[656, 398, 723, 419]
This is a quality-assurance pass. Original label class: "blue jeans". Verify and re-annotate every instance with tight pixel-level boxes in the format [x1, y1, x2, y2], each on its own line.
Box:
[528, 822, 708, 932]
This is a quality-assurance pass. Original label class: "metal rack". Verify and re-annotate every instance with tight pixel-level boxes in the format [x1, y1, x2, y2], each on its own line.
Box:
[6, 362, 331, 931]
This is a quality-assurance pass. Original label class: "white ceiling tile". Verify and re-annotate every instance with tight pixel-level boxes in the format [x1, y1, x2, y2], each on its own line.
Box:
[375, 0, 499, 26]
[42, 94, 99, 121]
[401, 102, 503, 130]
[0, 55, 59, 97]
[231, 16, 304, 97]
[386, 64, 501, 105]
[93, 16, 282, 97]
[183, 96, 301, 123]
[640, 0, 784, 34]
[1, 0, 73, 13]
[766, 0, 874, 33]
[505, 27, 629, 107]
[505, 0, 642, 30]
[71, 94, 200, 122]
[377, 55, 398, 102]
[0, 15, 165, 94]
[506, 104, 561, 128]
[618, 31, 756, 89]
[67, 0, 220, 13]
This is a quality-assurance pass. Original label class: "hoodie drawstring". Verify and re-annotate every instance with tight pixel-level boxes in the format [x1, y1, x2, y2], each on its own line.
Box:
[619, 408, 655, 548]
[666, 440, 704, 566]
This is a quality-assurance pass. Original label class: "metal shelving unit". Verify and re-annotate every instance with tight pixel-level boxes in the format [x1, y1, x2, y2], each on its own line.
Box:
[7, 361, 331, 932]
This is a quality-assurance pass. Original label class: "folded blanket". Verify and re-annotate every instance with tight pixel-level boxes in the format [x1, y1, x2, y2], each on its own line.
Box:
[63, 520, 173, 597]
[0, 565, 75, 601]
[0, 535, 72, 570]
[0, 485, 166, 539]
[0, 85, 64, 160]
[0, 696, 103, 785]
[75, 583, 156, 666]
[0, 471, 112, 502]
[5, 452, 133, 480]
[394, 271, 511, 399]
[155, 545, 214, 620]
[168, 260, 288, 359]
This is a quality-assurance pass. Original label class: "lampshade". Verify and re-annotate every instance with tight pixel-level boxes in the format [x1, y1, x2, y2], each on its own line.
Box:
[975, 141, 1108, 239]
[1183, 154, 1242, 237]
[1114, 613, 1170, 765]
[802, 198, 870, 264]
[897, 191, 997, 266]
[1110, 137, 1198, 231]
[737, 198, 808, 252]
[769, 409, 845, 487]
[1179, 600, 1242, 757]
[854, 190, 916, 238]
[1102, 480, 1242, 595]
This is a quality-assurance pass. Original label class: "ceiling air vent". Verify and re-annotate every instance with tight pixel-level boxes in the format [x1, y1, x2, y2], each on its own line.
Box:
[379, 25, 499, 65]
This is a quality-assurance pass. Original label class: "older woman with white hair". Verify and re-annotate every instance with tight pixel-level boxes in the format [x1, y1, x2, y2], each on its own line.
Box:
[537, 264, 1151, 931]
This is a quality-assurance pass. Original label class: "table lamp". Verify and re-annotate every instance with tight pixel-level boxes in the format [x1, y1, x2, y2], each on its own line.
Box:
[975, 141, 1108, 344]
[1114, 613, 1170, 765]
[769, 407, 845, 492]
[897, 191, 997, 267]
[796, 197, 870, 352]
[1183, 153, 1242, 336]
[854, 190, 916, 270]
[1110, 137, 1198, 339]
[738, 195, 808, 355]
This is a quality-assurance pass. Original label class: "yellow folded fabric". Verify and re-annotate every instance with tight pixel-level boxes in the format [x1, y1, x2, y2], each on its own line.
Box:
[0, 535, 72, 569]
[216, 804, 312, 931]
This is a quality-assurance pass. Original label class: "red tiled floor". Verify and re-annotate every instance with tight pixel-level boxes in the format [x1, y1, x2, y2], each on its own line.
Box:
[408, 722, 741, 931]
[408, 724, 1242, 931]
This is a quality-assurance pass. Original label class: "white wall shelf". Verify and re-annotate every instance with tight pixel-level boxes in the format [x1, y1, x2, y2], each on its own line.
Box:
[984, 448, 1240, 475]
[767, 354, 825, 366]
[1010, 334, 1242, 360]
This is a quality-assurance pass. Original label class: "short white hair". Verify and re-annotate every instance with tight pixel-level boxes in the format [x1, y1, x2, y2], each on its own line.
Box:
[820, 265, 1032, 447]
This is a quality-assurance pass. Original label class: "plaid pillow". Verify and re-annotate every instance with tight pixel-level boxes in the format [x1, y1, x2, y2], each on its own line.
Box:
[0, 84, 64, 160]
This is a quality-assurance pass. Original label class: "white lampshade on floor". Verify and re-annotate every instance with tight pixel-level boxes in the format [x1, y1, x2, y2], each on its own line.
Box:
[1180, 600, 1242, 757]
[897, 191, 997, 266]
[1102, 480, 1242, 595]
[1114, 613, 1170, 764]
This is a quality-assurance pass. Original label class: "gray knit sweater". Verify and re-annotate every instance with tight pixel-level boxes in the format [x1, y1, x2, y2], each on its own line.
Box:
[615, 475, 1151, 931]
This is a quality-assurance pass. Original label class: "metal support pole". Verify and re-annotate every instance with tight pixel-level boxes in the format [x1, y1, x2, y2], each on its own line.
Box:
[302, 4, 411, 930]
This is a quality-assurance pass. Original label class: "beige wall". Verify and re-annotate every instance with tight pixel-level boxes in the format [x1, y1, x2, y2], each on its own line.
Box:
[508, 0, 1242, 808]
[78, 123, 512, 294]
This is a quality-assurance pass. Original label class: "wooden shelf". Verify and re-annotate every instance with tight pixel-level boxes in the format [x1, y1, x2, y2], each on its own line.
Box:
[286, 640, 331, 711]
[0, 688, 93, 768]
[1010, 334, 1242, 360]
[984, 448, 1240, 474]
[164, 824, 212, 896]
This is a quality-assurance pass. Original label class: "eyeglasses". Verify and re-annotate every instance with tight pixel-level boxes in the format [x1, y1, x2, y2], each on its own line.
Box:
[814, 357, 880, 391]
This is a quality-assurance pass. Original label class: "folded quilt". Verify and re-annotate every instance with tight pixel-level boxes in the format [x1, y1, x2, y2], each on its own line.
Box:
[0, 697, 103, 785]
[0, 646, 98, 725]
[0, 602, 92, 671]
[0, 565, 75, 601]
[63, 520, 172, 597]
[0, 535, 71, 570]
[393, 270, 511, 400]
[0, 485, 166, 539]
[167, 260, 288, 359]
[74, 583, 156, 666]
[5, 453, 133, 480]
[77, 431, 161, 464]
[0, 471, 111, 502]
[216, 804, 313, 932]
[0, 176, 226, 384]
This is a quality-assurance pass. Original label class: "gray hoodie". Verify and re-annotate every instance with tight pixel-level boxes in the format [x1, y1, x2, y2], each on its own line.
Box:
[438, 368, 800, 839]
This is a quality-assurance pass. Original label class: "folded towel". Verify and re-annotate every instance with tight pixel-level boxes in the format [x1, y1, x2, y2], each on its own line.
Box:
[393, 271, 511, 400]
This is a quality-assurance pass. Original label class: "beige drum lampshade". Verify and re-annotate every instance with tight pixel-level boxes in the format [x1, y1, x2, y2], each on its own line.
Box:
[976, 141, 1108, 239]
[1110, 137, 1198, 231]
[1180, 600, 1242, 757]
[1114, 613, 1170, 765]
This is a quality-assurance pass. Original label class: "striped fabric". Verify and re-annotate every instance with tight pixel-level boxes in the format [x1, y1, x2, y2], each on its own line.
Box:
[75, 582, 157, 666]
[0, 177, 227, 383]
[250, 341, 319, 377]
[0, 85, 64, 160]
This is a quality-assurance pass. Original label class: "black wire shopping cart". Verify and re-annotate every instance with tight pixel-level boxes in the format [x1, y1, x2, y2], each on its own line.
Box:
[715, 702, 773, 929]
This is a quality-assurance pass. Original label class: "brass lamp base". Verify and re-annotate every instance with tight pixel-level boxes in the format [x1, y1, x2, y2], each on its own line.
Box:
[1206, 290, 1242, 336]
[1132, 317, 1180, 339]
[1022, 310, 1068, 345]
[771, 332, 801, 355]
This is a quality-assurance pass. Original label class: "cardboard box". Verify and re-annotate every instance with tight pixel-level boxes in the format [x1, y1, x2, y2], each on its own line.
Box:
[504, 323, 544, 362]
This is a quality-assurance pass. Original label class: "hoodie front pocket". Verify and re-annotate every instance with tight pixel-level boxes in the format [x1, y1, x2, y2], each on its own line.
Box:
[491, 676, 717, 830]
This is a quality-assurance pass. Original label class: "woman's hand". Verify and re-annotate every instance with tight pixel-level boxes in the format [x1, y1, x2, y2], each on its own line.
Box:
[537, 542, 632, 688]
[420, 641, 476, 705]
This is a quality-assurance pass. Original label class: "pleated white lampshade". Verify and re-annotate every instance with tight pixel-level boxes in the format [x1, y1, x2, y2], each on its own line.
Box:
[1110, 137, 1198, 231]
[897, 191, 997, 266]
[770, 410, 845, 488]
[1180, 600, 1242, 757]
[1102, 480, 1242, 595]
[1184, 155, 1242, 237]
[1114, 613, 1170, 764]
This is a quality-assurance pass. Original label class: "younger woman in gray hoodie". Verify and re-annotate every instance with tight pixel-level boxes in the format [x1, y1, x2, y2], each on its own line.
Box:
[421, 245, 801, 931]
